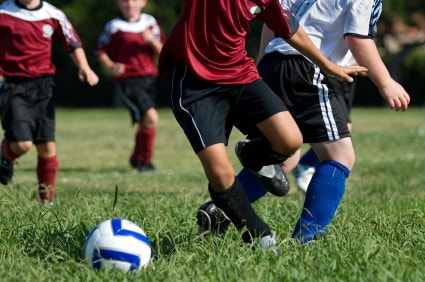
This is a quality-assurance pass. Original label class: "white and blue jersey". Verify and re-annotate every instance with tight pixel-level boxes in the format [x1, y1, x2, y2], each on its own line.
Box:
[266, 0, 382, 65]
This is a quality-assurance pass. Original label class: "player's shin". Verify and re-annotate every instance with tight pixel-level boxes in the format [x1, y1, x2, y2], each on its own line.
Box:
[237, 168, 267, 203]
[292, 160, 349, 244]
[37, 155, 59, 204]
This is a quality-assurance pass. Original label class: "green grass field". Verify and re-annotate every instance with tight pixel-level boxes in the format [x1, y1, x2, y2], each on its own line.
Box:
[0, 107, 424, 282]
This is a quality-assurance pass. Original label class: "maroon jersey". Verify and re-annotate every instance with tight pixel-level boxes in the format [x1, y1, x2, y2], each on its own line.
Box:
[158, 0, 299, 85]
[0, 0, 82, 79]
[95, 14, 165, 80]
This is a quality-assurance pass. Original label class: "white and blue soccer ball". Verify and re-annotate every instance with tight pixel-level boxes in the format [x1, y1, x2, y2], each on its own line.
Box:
[84, 218, 151, 272]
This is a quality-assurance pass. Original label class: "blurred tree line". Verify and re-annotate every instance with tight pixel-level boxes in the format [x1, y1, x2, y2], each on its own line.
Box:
[5, 0, 424, 107]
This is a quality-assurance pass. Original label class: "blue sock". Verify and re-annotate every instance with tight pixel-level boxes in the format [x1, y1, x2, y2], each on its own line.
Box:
[299, 148, 320, 168]
[292, 160, 350, 244]
[237, 168, 267, 203]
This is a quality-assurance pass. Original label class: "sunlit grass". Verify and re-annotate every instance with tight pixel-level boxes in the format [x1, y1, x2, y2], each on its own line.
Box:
[0, 107, 424, 281]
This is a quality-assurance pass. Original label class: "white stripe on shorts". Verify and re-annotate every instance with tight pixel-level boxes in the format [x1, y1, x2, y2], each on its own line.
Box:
[312, 65, 339, 140]
[170, 62, 206, 148]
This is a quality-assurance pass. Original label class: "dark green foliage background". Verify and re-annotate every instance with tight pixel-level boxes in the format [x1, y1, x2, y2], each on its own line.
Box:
[2, 0, 425, 106]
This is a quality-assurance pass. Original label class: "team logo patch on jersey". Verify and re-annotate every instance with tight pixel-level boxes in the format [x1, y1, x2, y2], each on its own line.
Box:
[250, 6, 261, 18]
[42, 24, 54, 38]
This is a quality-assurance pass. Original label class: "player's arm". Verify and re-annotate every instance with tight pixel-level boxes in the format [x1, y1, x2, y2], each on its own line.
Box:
[141, 29, 163, 55]
[257, 24, 275, 63]
[285, 27, 367, 82]
[346, 35, 410, 111]
[69, 47, 99, 86]
[96, 52, 125, 77]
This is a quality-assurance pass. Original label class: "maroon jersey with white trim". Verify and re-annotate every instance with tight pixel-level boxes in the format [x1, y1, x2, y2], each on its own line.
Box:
[0, 0, 82, 78]
[158, 0, 299, 85]
[95, 14, 165, 80]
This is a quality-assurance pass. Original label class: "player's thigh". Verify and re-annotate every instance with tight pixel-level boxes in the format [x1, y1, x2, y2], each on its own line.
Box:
[234, 79, 302, 154]
[4, 95, 33, 141]
[273, 59, 350, 144]
[116, 78, 156, 124]
[328, 77, 355, 123]
[256, 111, 302, 154]
[170, 77, 232, 153]
[33, 96, 55, 145]
[130, 77, 157, 111]
[232, 79, 282, 135]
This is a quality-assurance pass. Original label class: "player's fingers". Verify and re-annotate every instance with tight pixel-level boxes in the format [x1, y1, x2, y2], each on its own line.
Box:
[79, 70, 99, 86]
[404, 92, 411, 105]
[92, 76, 99, 85]
[400, 96, 410, 112]
[387, 99, 395, 110]
[87, 74, 99, 86]
[346, 66, 367, 75]
[78, 71, 85, 82]
[341, 66, 367, 81]
[335, 69, 352, 82]
[393, 98, 406, 112]
[340, 74, 353, 82]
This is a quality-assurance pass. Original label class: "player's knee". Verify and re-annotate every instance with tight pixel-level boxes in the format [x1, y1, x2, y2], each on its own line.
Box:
[11, 141, 33, 155]
[141, 108, 159, 127]
[204, 164, 235, 192]
[272, 134, 303, 157]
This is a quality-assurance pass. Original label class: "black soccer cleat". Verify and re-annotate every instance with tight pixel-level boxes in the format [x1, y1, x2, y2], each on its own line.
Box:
[235, 140, 290, 196]
[234, 139, 253, 169]
[140, 162, 155, 172]
[130, 158, 155, 172]
[0, 153, 14, 185]
[197, 201, 231, 237]
[250, 164, 290, 197]
[129, 158, 140, 170]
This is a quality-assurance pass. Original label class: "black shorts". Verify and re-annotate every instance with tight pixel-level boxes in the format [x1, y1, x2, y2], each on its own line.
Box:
[257, 52, 350, 143]
[168, 61, 287, 153]
[0, 76, 55, 144]
[115, 76, 157, 124]
[328, 76, 356, 123]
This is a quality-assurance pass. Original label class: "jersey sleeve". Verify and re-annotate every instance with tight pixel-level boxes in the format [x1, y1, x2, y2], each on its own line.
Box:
[94, 24, 112, 57]
[149, 18, 166, 43]
[52, 11, 82, 52]
[257, 0, 299, 39]
[345, 0, 382, 38]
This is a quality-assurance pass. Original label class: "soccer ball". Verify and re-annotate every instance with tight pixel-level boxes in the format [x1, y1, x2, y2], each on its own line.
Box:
[84, 218, 151, 272]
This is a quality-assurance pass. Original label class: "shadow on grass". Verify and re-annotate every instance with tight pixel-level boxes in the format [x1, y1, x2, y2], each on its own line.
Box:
[17, 166, 133, 174]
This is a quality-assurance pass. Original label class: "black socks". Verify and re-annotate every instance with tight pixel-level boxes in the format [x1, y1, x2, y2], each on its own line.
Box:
[238, 136, 288, 172]
[209, 177, 271, 243]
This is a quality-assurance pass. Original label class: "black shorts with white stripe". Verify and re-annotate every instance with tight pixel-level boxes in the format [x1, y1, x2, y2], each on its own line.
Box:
[257, 52, 350, 143]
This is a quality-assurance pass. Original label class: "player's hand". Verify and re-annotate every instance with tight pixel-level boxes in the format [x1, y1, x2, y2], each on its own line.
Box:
[326, 64, 368, 82]
[379, 79, 410, 111]
[109, 63, 125, 77]
[78, 68, 99, 86]
[141, 29, 155, 43]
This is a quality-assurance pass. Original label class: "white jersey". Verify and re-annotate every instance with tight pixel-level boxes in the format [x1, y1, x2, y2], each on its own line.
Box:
[266, 0, 382, 65]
